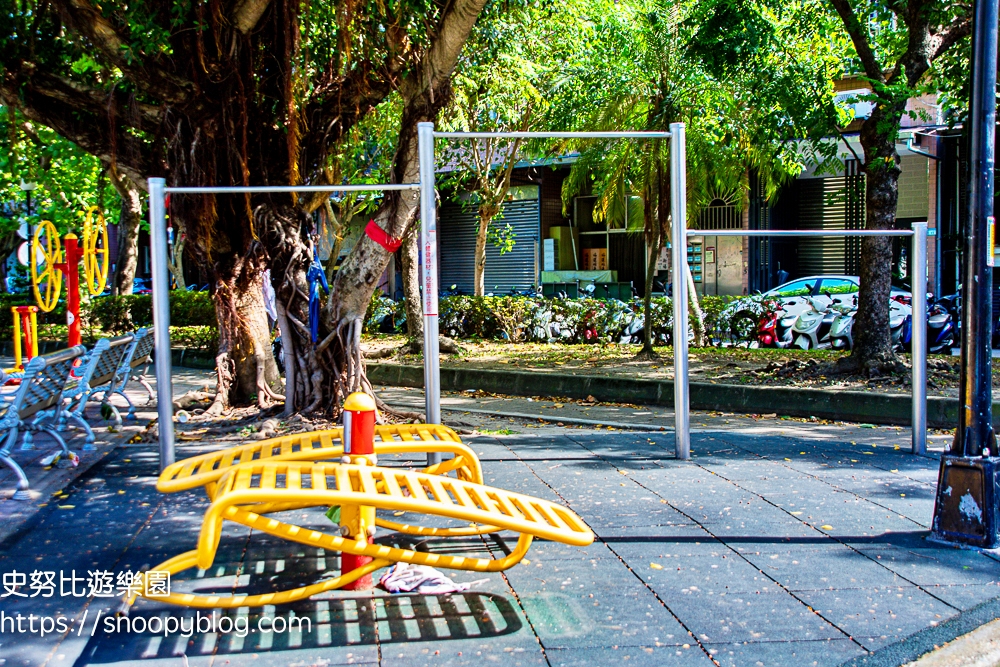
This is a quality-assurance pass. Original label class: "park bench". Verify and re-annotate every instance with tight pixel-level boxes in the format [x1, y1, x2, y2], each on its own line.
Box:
[1, 346, 87, 501]
[59, 334, 135, 438]
[122, 424, 593, 610]
[102, 327, 155, 421]
[54, 335, 134, 448]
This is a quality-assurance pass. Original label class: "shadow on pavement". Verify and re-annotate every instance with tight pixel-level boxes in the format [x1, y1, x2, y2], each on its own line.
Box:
[72, 590, 522, 664]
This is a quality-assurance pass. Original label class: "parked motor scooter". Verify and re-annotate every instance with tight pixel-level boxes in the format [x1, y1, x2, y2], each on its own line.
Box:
[889, 297, 913, 351]
[620, 309, 645, 344]
[827, 296, 858, 350]
[792, 296, 835, 349]
[757, 308, 795, 348]
[927, 300, 956, 352]
[901, 298, 956, 353]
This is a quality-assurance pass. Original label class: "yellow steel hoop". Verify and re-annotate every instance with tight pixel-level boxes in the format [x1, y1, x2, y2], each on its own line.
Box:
[82, 206, 109, 295]
[31, 221, 63, 313]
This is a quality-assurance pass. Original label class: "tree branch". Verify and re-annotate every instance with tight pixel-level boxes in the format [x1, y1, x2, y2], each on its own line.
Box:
[231, 0, 272, 34]
[930, 17, 973, 61]
[828, 0, 885, 83]
[300, 60, 401, 180]
[51, 0, 197, 105]
[0, 63, 155, 182]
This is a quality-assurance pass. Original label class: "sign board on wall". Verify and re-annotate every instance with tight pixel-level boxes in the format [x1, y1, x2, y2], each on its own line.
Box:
[655, 245, 669, 271]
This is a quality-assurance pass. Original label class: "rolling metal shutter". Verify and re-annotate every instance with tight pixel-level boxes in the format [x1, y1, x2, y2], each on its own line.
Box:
[797, 177, 849, 275]
[438, 199, 540, 294]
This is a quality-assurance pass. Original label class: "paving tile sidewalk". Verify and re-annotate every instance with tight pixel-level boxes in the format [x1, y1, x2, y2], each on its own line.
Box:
[0, 366, 215, 544]
[1, 389, 998, 667]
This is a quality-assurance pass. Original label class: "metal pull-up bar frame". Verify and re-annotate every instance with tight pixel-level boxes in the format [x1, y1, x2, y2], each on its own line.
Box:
[672, 223, 930, 459]
[149, 124, 681, 471]
[147, 180, 421, 470]
[416, 122, 678, 464]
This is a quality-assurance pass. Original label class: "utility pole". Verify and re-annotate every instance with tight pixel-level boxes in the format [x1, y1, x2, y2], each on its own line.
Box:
[931, 0, 1000, 548]
[20, 179, 36, 240]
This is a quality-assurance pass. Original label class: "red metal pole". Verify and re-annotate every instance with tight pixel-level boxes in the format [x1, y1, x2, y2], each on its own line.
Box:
[16, 306, 36, 361]
[340, 391, 377, 590]
[58, 234, 82, 347]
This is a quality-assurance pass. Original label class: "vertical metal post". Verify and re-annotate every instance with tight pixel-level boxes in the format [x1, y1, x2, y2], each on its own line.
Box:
[418, 122, 442, 466]
[148, 177, 174, 471]
[670, 123, 690, 460]
[911, 223, 928, 455]
[931, 0, 1000, 549]
[954, 0, 998, 459]
[11, 307, 21, 369]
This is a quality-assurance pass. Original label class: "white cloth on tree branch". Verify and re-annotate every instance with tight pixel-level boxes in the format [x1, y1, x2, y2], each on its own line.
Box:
[262, 269, 277, 321]
[378, 563, 489, 595]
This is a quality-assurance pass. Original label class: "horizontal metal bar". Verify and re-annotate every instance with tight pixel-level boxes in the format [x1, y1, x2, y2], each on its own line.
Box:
[164, 184, 419, 194]
[686, 229, 915, 238]
[433, 131, 671, 139]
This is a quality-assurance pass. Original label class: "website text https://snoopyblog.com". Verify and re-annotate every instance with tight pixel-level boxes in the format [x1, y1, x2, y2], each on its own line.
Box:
[2, 568, 311, 639]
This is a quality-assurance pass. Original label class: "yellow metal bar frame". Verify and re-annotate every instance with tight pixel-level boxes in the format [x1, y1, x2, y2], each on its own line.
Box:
[127, 426, 594, 613]
[157, 424, 481, 497]
[11, 307, 21, 370]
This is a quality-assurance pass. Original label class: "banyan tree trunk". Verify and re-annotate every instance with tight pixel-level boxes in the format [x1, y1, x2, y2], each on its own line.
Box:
[206, 270, 284, 414]
[109, 171, 142, 297]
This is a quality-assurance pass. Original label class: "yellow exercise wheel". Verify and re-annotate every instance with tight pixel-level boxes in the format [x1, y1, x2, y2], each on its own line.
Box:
[83, 206, 109, 295]
[31, 221, 63, 313]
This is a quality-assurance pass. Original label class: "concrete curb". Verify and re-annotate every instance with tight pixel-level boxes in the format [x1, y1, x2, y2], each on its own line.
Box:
[404, 403, 669, 431]
[838, 596, 1000, 667]
[368, 362, 992, 429]
[0, 341, 218, 370]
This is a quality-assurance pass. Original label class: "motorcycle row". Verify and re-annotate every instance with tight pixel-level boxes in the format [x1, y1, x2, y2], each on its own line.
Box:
[755, 292, 956, 353]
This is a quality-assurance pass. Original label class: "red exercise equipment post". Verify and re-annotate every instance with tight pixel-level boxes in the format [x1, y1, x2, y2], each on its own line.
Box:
[55, 233, 83, 347]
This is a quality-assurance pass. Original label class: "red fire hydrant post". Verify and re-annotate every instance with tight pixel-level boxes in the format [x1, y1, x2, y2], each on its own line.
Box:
[56, 233, 83, 347]
[339, 391, 377, 590]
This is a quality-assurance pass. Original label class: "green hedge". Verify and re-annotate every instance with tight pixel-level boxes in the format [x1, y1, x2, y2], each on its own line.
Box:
[0, 293, 70, 328]
[89, 290, 216, 334]
[365, 293, 739, 345]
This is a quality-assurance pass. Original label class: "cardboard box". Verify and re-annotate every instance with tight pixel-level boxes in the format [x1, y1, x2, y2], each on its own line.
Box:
[543, 239, 558, 272]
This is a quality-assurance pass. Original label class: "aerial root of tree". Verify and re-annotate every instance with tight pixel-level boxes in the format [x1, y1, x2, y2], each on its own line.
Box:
[205, 271, 282, 416]
[402, 336, 464, 355]
[260, 205, 381, 418]
[634, 347, 660, 361]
